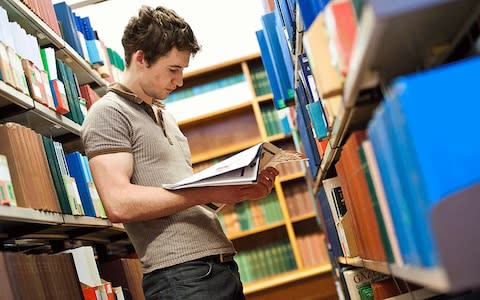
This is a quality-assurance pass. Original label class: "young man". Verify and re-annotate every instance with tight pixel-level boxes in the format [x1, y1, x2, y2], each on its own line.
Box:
[81, 6, 278, 300]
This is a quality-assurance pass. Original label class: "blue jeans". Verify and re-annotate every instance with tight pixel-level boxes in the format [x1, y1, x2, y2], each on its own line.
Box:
[142, 257, 246, 300]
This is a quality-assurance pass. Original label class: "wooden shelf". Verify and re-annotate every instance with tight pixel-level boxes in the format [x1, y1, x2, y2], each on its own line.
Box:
[243, 264, 332, 295]
[256, 93, 274, 103]
[278, 171, 305, 183]
[0, 205, 64, 225]
[191, 138, 262, 164]
[0, 82, 81, 138]
[0, 80, 35, 110]
[266, 133, 292, 143]
[228, 221, 285, 240]
[177, 101, 253, 126]
[184, 53, 261, 79]
[291, 212, 317, 224]
[2, 0, 109, 91]
[0, 205, 128, 245]
[338, 256, 449, 293]
[62, 215, 111, 227]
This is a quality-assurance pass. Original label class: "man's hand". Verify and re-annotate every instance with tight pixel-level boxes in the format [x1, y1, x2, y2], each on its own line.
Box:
[240, 166, 279, 200]
[204, 167, 280, 205]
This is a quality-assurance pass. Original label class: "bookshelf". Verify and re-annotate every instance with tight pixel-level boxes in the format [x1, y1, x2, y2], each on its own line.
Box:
[0, 1, 134, 297]
[2, 0, 108, 92]
[174, 53, 333, 296]
[262, 0, 480, 298]
[314, 0, 480, 187]
[0, 205, 128, 246]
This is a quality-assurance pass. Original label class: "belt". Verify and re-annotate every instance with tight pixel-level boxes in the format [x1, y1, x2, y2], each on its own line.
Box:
[199, 253, 236, 263]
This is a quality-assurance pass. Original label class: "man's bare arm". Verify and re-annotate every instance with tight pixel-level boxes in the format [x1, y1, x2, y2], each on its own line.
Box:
[89, 152, 278, 223]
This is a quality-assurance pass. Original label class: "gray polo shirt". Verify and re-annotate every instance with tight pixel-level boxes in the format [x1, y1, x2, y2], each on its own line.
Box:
[81, 89, 235, 273]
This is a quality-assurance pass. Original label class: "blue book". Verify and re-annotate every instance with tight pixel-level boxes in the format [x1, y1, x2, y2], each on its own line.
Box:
[386, 56, 480, 267]
[367, 106, 421, 265]
[260, 12, 295, 109]
[317, 185, 344, 258]
[295, 92, 320, 177]
[81, 17, 96, 40]
[306, 101, 328, 139]
[296, 0, 329, 31]
[273, 8, 294, 87]
[256, 30, 283, 105]
[53, 2, 84, 57]
[297, 53, 318, 104]
[86, 39, 102, 65]
[274, 0, 295, 49]
[65, 152, 96, 217]
[385, 96, 436, 267]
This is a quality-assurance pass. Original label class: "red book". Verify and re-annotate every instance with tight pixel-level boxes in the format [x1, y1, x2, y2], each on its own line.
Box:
[343, 130, 386, 261]
[51, 79, 70, 114]
[327, 0, 357, 76]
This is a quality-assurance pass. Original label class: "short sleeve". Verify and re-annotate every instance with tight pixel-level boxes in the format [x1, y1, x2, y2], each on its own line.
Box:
[81, 99, 133, 159]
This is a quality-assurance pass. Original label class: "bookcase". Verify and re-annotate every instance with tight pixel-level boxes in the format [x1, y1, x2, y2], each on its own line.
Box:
[0, 1, 336, 299]
[0, 0, 136, 298]
[172, 53, 337, 299]
[261, 0, 480, 299]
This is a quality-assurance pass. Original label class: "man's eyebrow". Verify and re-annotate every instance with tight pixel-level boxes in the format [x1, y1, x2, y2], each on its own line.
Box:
[169, 64, 186, 69]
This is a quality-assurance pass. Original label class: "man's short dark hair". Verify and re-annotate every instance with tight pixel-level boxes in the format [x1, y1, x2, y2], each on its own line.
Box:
[122, 6, 201, 67]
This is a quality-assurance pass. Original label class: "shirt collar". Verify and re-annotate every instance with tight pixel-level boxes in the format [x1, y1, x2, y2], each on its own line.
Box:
[107, 82, 165, 109]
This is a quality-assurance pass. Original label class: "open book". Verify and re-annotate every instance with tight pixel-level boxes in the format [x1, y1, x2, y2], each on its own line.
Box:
[162, 142, 307, 212]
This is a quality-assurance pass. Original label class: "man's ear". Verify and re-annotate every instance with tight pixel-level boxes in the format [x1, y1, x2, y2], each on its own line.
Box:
[133, 50, 146, 67]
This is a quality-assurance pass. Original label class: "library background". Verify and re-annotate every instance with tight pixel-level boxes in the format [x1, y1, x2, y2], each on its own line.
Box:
[0, 0, 479, 299]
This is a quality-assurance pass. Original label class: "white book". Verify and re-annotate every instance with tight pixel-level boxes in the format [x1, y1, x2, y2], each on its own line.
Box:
[113, 287, 125, 300]
[322, 177, 344, 225]
[63, 246, 102, 287]
[163, 142, 306, 212]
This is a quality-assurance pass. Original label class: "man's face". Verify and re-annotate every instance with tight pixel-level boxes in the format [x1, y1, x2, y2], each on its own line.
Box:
[140, 48, 190, 100]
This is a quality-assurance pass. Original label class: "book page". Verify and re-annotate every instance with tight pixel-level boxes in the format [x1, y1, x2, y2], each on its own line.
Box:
[163, 143, 263, 189]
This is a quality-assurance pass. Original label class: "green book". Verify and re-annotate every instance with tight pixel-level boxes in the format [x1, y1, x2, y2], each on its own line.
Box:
[42, 136, 72, 214]
[358, 143, 394, 262]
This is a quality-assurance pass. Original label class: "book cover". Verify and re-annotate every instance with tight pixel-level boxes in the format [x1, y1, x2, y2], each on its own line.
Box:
[342, 268, 389, 300]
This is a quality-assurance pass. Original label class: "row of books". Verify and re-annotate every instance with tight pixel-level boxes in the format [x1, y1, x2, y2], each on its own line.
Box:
[283, 180, 315, 218]
[256, 10, 294, 109]
[219, 192, 284, 234]
[234, 240, 297, 283]
[0, 5, 104, 125]
[250, 66, 272, 96]
[53, 1, 125, 81]
[302, 0, 356, 100]
[0, 246, 144, 300]
[338, 266, 480, 300]
[260, 104, 292, 137]
[258, 0, 359, 178]
[165, 73, 254, 122]
[320, 56, 480, 270]
[338, 266, 429, 300]
[166, 73, 246, 103]
[20, 0, 62, 36]
[0, 122, 106, 218]
[296, 232, 329, 268]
